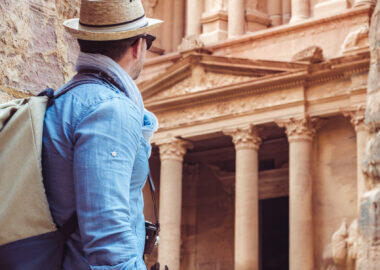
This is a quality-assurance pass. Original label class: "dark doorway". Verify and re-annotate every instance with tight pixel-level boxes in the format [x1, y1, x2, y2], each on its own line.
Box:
[260, 197, 289, 270]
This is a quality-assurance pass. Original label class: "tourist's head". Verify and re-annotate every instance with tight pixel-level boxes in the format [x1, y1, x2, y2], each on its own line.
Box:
[63, 0, 162, 78]
[77, 34, 156, 79]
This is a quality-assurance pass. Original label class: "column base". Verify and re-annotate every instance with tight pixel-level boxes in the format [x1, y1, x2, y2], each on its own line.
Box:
[289, 15, 309, 24]
[200, 30, 228, 44]
[313, 0, 348, 19]
[282, 13, 291, 24]
[246, 10, 270, 33]
[269, 14, 282, 26]
[201, 10, 228, 43]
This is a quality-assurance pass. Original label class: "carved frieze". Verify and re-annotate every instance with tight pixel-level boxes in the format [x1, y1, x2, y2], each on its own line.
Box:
[158, 138, 193, 162]
[148, 72, 252, 102]
[155, 88, 302, 130]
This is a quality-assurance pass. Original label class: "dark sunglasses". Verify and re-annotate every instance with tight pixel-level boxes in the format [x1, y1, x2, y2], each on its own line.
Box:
[131, 34, 156, 50]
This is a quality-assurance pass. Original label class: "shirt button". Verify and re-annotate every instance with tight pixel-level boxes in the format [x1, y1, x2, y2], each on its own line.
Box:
[111, 152, 117, 157]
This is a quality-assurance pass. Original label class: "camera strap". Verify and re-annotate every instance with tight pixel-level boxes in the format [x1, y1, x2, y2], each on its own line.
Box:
[148, 170, 160, 228]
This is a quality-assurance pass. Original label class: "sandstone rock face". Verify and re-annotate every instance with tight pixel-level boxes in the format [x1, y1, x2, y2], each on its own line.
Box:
[356, 0, 380, 268]
[0, 0, 80, 99]
[356, 188, 380, 270]
[366, 1, 380, 128]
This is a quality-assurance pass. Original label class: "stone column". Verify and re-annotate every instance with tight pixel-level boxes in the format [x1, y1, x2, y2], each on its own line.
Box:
[186, 0, 203, 36]
[181, 164, 199, 270]
[343, 107, 368, 212]
[199, 0, 228, 43]
[267, 0, 283, 26]
[290, 0, 310, 23]
[276, 117, 316, 270]
[172, 0, 185, 50]
[228, 0, 246, 38]
[282, 0, 291, 24]
[162, 0, 174, 52]
[158, 138, 192, 270]
[314, 0, 348, 18]
[224, 125, 261, 270]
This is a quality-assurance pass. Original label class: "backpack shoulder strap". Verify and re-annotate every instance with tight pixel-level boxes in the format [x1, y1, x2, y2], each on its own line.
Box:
[38, 78, 105, 108]
[58, 212, 78, 241]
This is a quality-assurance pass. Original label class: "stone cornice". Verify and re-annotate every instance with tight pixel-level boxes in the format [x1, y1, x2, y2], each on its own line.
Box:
[158, 138, 193, 162]
[145, 70, 308, 112]
[223, 125, 262, 150]
[276, 117, 321, 142]
[140, 53, 308, 101]
[143, 51, 369, 114]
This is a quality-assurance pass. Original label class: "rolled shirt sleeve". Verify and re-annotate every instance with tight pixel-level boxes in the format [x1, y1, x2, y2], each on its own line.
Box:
[72, 97, 146, 269]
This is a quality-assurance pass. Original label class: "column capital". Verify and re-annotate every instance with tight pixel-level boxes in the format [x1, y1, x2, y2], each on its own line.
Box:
[223, 124, 262, 150]
[342, 105, 366, 132]
[158, 138, 193, 162]
[276, 117, 320, 142]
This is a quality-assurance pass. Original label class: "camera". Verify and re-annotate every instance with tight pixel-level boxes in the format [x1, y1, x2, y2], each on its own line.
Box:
[144, 221, 160, 255]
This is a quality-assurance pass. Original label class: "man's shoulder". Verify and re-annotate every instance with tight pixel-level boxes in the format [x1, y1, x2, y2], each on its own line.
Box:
[66, 79, 126, 108]
[53, 78, 141, 125]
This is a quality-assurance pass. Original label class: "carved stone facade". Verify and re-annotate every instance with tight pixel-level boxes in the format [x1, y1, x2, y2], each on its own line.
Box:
[158, 138, 192, 162]
[276, 117, 319, 142]
[1, 0, 379, 269]
[224, 125, 262, 150]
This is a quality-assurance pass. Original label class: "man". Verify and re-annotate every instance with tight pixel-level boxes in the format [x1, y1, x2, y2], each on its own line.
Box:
[42, 1, 162, 269]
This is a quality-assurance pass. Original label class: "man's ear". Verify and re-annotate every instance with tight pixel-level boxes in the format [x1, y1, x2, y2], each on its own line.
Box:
[132, 38, 142, 59]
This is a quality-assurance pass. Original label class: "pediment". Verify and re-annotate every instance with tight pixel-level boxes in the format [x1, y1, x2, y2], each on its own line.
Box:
[139, 52, 308, 103]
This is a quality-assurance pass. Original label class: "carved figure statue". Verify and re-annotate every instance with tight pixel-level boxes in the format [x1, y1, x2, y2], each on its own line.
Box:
[329, 220, 358, 270]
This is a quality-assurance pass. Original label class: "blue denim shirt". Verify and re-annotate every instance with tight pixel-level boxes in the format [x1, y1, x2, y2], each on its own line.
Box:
[42, 74, 149, 270]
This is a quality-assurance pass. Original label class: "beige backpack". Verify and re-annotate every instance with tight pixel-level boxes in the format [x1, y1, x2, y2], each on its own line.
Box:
[0, 95, 57, 246]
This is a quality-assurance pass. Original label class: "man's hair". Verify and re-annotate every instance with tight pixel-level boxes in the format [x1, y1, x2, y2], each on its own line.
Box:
[78, 37, 138, 62]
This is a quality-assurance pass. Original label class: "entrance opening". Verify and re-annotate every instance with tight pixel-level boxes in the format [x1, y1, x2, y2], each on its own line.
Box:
[260, 196, 289, 270]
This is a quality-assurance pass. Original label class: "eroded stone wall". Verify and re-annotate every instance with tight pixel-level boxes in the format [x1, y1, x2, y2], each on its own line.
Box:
[0, 0, 80, 101]
[312, 117, 358, 270]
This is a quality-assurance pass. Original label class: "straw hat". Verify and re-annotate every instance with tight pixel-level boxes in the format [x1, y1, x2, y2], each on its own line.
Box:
[63, 0, 163, 41]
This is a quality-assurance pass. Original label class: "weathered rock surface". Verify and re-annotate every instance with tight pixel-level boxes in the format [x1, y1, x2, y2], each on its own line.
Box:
[366, 1, 380, 128]
[0, 0, 79, 100]
[357, 0, 380, 268]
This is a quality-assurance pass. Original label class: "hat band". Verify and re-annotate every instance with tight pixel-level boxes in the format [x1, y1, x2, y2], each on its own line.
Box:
[79, 13, 146, 28]
[77, 15, 149, 33]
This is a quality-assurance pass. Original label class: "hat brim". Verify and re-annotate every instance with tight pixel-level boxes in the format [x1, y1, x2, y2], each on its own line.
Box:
[63, 17, 163, 41]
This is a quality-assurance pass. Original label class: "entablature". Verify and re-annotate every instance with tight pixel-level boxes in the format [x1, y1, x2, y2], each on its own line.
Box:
[141, 49, 369, 143]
